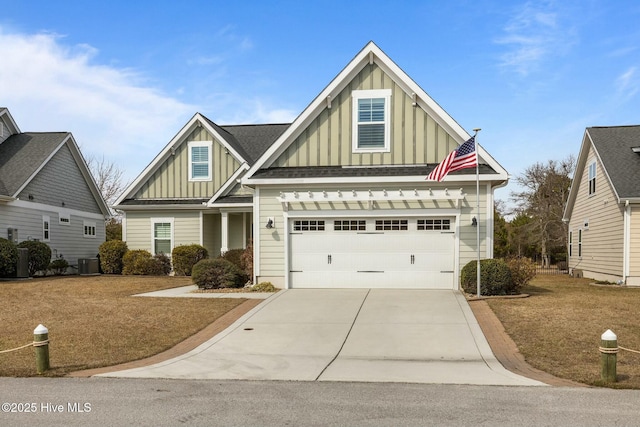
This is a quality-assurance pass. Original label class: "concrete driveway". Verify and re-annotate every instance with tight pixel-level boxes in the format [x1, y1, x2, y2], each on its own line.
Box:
[100, 289, 544, 386]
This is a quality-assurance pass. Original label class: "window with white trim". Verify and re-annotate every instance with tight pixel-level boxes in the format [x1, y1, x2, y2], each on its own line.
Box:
[59, 212, 70, 225]
[569, 231, 573, 257]
[188, 141, 213, 181]
[152, 219, 173, 255]
[83, 221, 96, 238]
[588, 161, 596, 195]
[352, 89, 391, 152]
[42, 216, 50, 241]
[578, 229, 582, 258]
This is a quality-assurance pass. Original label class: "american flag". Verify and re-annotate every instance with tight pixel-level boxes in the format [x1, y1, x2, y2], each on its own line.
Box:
[426, 136, 478, 181]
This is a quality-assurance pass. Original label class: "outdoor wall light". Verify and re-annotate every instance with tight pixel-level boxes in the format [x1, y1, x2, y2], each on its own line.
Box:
[265, 217, 274, 229]
[471, 217, 477, 227]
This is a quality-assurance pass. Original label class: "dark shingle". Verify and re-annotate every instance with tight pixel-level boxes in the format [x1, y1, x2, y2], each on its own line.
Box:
[587, 125, 640, 199]
[0, 132, 68, 196]
[251, 164, 496, 179]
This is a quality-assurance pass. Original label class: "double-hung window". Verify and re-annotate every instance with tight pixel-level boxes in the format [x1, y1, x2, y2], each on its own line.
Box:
[152, 218, 173, 255]
[588, 161, 596, 195]
[352, 89, 391, 152]
[42, 216, 50, 242]
[188, 141, 212, 181]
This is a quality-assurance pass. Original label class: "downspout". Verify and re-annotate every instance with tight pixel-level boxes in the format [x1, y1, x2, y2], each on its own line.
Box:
[623, 200, 630, 284]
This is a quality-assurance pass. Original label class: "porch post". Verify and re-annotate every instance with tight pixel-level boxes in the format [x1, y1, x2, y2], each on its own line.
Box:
[221, 211, 229, 254]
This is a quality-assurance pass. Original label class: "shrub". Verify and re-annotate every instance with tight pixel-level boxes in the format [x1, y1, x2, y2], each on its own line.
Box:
[192, 258, 245, 289]
[154, 253, 172, 275]
[171, 244, 208, 276]
[0, 238, 18, 277]
[461, 258, 515, 296]
[251, 281, 277, 292]
[122, 250, 166, 275]
[221, 249, 250, 283]
[99, 240, 128, 274]
[241, 240, 253, 279]
[506, 257, 536, 291]
[18, 240, 51, 276]
[48, 258, 69, 275]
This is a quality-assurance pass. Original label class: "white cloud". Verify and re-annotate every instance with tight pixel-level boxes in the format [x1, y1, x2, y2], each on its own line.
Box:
[495, 2, 576, 76]
[616, 67, 639, 99]
[0, 29, 196, 182]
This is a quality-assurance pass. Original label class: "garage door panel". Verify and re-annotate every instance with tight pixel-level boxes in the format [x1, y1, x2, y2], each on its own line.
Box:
[289, 217, 456, 289]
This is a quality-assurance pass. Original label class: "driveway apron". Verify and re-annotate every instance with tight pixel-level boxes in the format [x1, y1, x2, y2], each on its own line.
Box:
[100, 289, 544, 386]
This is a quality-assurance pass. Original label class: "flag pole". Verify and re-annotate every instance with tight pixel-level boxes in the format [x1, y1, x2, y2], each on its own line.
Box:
[473, 128, 481, 298]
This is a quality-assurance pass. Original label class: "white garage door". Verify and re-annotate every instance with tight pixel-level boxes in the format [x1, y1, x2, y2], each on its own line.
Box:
[289, 217, 455, 289]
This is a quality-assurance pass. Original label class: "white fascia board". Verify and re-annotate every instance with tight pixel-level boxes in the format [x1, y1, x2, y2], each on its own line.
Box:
[245, 43, 379, 178]
[0, 108, 21, 134]
[199, 119, 247, 165]
[244, 41, 508, 180]
[64, 134, 111, 217]
[207, 163, 250, 207]
[246, 173, 506, 186]
[115, 113, 201, 206]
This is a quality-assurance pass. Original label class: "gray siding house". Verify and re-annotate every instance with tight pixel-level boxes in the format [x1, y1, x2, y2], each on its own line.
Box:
[0, 108, 110, 271]
[115, 42, 509, 289]
[564, 125, 640, 285]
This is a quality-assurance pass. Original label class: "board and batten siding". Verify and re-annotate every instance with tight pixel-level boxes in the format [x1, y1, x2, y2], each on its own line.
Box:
[256, 184, 488, 288]
[133, 127, 241, 199]
[0, 202, 105, 266]
[273, 63, 458, 168]
[17, 144, 103, 214]
[569, 147, 624, 279]
[125, 211, 202, 252]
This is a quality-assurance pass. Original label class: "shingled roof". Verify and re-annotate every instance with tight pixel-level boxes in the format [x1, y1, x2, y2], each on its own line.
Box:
[587, 125, 640, 199]
[0, 132, 70, 197]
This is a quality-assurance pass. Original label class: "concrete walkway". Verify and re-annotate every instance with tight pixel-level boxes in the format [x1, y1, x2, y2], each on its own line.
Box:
[100, 289, 545, 386]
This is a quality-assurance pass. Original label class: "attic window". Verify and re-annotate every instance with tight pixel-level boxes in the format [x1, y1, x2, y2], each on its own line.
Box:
[352, 89, 391, 152]
[188, 141, 212, 181]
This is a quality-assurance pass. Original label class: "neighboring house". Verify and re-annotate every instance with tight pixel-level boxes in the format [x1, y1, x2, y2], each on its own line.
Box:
[114, 42, 509, 289]
[0, 107, 110, 271]
[563, 125, 640, 286]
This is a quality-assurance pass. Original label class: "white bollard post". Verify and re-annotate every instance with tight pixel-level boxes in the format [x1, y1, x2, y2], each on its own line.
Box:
[600, 329, 617, 383]
[33, 324, 50, 374]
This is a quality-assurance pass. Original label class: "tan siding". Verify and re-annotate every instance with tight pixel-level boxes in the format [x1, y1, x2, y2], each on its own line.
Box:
[124, 210, 202, 252]
[568, 146, 624, 277]
[272, 63, 458, 169]
[133, 127, 241, 200]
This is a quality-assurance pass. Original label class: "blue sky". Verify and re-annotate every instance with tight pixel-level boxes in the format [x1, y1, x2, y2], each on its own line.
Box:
[1, 1, 639, 206]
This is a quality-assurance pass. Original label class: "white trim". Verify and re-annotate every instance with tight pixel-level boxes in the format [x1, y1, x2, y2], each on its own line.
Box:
[42, 215, 50, 242]
[486, 182, 493, 258]
[83, 220, 97, 238]
[122, 214, 128, 241]
[352, 89, 392, 153]
[199, 211, 204, 246]
[220, 211, 229, 254]
[253, 187, 260, 281]
[623, 201, 630, 282]
[151, 217, 174, 255]
[244, 41, 509, 181]
[206, 163, 250, 206]
[0, 108, 21, 134]
[59, 211, 71, 225]
[115, 114, 248, 206]
[188, 140, 213, 181]
[13, 136, 69, 197]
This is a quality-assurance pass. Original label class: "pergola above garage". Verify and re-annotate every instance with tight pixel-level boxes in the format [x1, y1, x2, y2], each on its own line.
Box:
[277, 188, 467, 210]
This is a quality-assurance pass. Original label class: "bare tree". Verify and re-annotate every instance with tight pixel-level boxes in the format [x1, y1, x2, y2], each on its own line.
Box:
[510, 156, 575, 266]
[85, 155, 129, 221]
